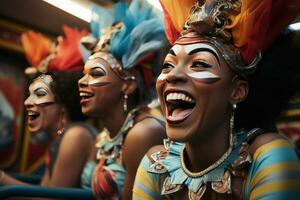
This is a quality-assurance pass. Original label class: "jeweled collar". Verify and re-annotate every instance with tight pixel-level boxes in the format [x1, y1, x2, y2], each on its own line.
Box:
[96, 108, 139, 162]
[148, 130, 249, 198]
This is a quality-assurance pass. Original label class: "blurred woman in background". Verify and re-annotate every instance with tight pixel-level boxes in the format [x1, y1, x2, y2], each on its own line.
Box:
[0, 26, 96, 188]
[78, 0, 167, 199]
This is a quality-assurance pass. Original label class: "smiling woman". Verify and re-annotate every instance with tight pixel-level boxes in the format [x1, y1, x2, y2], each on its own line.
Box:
[133, 0, 300, 199]
[77, 0, 167, 199]
[0, 26, 98, 191]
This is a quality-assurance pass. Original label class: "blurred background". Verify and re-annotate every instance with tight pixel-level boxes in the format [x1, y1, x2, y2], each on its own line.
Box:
[0, 0, 299, 176]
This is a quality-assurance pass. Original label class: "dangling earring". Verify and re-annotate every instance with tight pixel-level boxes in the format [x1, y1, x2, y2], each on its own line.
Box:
[230, 104, 237, 135]
[57, 111, 65, 135]
[57, 127, 65, 135]
[123, 94, 128, 112]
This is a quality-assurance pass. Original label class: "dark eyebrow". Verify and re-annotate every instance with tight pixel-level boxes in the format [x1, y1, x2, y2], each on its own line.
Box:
[33, 87, 47, 93]
[168, 49, 176, 56]
[188, 48, 220, 65]
[91, 66, 104, 69]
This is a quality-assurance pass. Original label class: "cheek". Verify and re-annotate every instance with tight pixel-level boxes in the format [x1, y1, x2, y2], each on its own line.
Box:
[94, 84, 122, 104]
[188, 70, 222, 84]
[156, 79, 165, 100]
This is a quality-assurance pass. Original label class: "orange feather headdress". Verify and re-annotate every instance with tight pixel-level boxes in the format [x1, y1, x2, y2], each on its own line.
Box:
[160, 0, 300, 77]
[21, 26, 88, 74]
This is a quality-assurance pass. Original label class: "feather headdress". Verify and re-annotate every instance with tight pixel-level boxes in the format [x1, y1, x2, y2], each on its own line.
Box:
[81, 0, 167, 102]
[21, 26, 88, 74]
[160, 0, 300, 77]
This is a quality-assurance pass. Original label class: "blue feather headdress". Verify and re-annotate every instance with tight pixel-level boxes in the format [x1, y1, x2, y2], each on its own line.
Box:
[81, 0, 167, 103]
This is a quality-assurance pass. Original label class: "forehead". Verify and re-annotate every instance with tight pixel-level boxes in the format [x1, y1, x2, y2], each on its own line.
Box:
[29, 78, 51, 92]
[85, 57, 110, 71]
[171, 43, 219, 55]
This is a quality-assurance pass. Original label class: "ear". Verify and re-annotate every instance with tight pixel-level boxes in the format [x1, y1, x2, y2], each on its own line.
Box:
[230, 79, 249, 105]
[122, 79, 137, 95]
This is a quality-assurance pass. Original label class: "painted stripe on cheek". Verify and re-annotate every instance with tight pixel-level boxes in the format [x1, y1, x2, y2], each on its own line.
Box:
[188, 71, 221, 84]
[157, 73, 167, 81]
[88, 80, 111, 87]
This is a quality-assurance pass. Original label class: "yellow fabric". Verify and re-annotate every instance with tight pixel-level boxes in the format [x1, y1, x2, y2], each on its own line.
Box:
[250, 162, 300, 186]
[132, 156, 162, 200]
[250, 180, 300, 199]
[159, 0, 195, 32]
[253, 139, 292, 160]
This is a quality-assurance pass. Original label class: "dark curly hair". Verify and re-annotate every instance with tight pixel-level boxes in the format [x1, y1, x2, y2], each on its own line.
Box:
[29, 71, 85, 121]
[236, 29, 300, 132]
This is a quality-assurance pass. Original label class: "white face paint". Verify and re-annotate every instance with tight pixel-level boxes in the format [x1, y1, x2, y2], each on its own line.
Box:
[158, 43, 222, 84]
[188, 71, 220, 79]
[173, 43, 220, 60]
[157, 73, 167, 81]
[88, 79, 111, 87]
[26, 77, 55, 105]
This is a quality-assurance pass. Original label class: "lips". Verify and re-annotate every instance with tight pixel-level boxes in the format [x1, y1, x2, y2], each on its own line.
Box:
[27, 110, 40, 126]
[164, 90, 196, 124]
[79, 90, 94, 104]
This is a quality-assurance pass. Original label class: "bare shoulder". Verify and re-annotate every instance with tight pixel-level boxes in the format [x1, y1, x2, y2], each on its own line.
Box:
[62, 124, 94, 141]
[122, 117, 165, 171]
[249, 132, 287, 155]
[59, 124, 94, 153]
[127, 117, 165, 141]
[124, 117, 166, 154]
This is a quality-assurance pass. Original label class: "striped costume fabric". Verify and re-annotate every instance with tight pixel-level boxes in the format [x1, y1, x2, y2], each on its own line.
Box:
[133, 138, 300, 199]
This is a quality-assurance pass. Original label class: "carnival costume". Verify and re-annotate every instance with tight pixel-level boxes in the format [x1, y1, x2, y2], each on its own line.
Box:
[133, 0, 300, 199]
[21, 26, 94, 177]
[79, 0, 166, 199]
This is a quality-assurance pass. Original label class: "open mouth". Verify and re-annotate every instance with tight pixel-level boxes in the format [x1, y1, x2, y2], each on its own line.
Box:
[27, 111, 40, 121]
[80, 91, 94, 103]
[165, 91, 196, 124]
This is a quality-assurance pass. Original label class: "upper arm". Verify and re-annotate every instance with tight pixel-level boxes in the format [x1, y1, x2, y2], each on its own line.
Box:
[132, 151, 163, 200]
[122, 118, 166, 199]
[245, 133, 300, 199]
[48, 125, 94, 187]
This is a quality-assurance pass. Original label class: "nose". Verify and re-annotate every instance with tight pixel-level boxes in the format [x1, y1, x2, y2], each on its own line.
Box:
[78, 74, 89, 88]
[24, 95, 33, 108]
[165, 66, 187, 84]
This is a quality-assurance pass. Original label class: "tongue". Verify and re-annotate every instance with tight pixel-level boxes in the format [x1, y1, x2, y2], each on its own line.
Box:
[171, 108, 193, 118]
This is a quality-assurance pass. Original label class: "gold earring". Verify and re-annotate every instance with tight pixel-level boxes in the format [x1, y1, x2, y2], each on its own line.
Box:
[57, 111, 65, 135]
[230, 104, 237, 134]
[123, 94, 128, 112]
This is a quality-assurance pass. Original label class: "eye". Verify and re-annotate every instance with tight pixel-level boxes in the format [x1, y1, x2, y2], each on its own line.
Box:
[35, 89, 47, 97]
[162, 62, 174, 73]
[191, 61, 212, 69]
[91, 68, 106, 77]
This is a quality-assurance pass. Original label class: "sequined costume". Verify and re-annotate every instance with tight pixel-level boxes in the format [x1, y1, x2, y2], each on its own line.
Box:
[133, 0, 300, 199]
[79, 0, 166, 199]
[81, 109, 164, 199]
[133, 130, 300, 199]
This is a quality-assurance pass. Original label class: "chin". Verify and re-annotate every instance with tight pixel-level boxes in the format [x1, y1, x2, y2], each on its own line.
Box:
[166, 115, 204, 143]
[166, 125, 193, 142]
[83, 107, 101, 118]
[28, 127, 42, 134]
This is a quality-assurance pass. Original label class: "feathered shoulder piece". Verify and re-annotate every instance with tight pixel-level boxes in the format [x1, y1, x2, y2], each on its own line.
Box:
[160, 0, 300, 76]
[82, 0, 166, 71]
[21, 26, 88, 74]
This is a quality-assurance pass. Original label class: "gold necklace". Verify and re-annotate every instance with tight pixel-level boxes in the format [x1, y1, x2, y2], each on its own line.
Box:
[180, 129, 234, 178]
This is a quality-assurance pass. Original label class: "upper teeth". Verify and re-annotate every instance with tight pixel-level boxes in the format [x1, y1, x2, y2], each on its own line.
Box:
[28, 111, 38, 116]
[80, 92, 92, 97]
[166, 93, 194, 103]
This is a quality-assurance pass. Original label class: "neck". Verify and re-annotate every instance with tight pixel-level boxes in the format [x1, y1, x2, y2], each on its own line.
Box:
[185, 113, 232, 173]
[102, 102, 129, 138]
